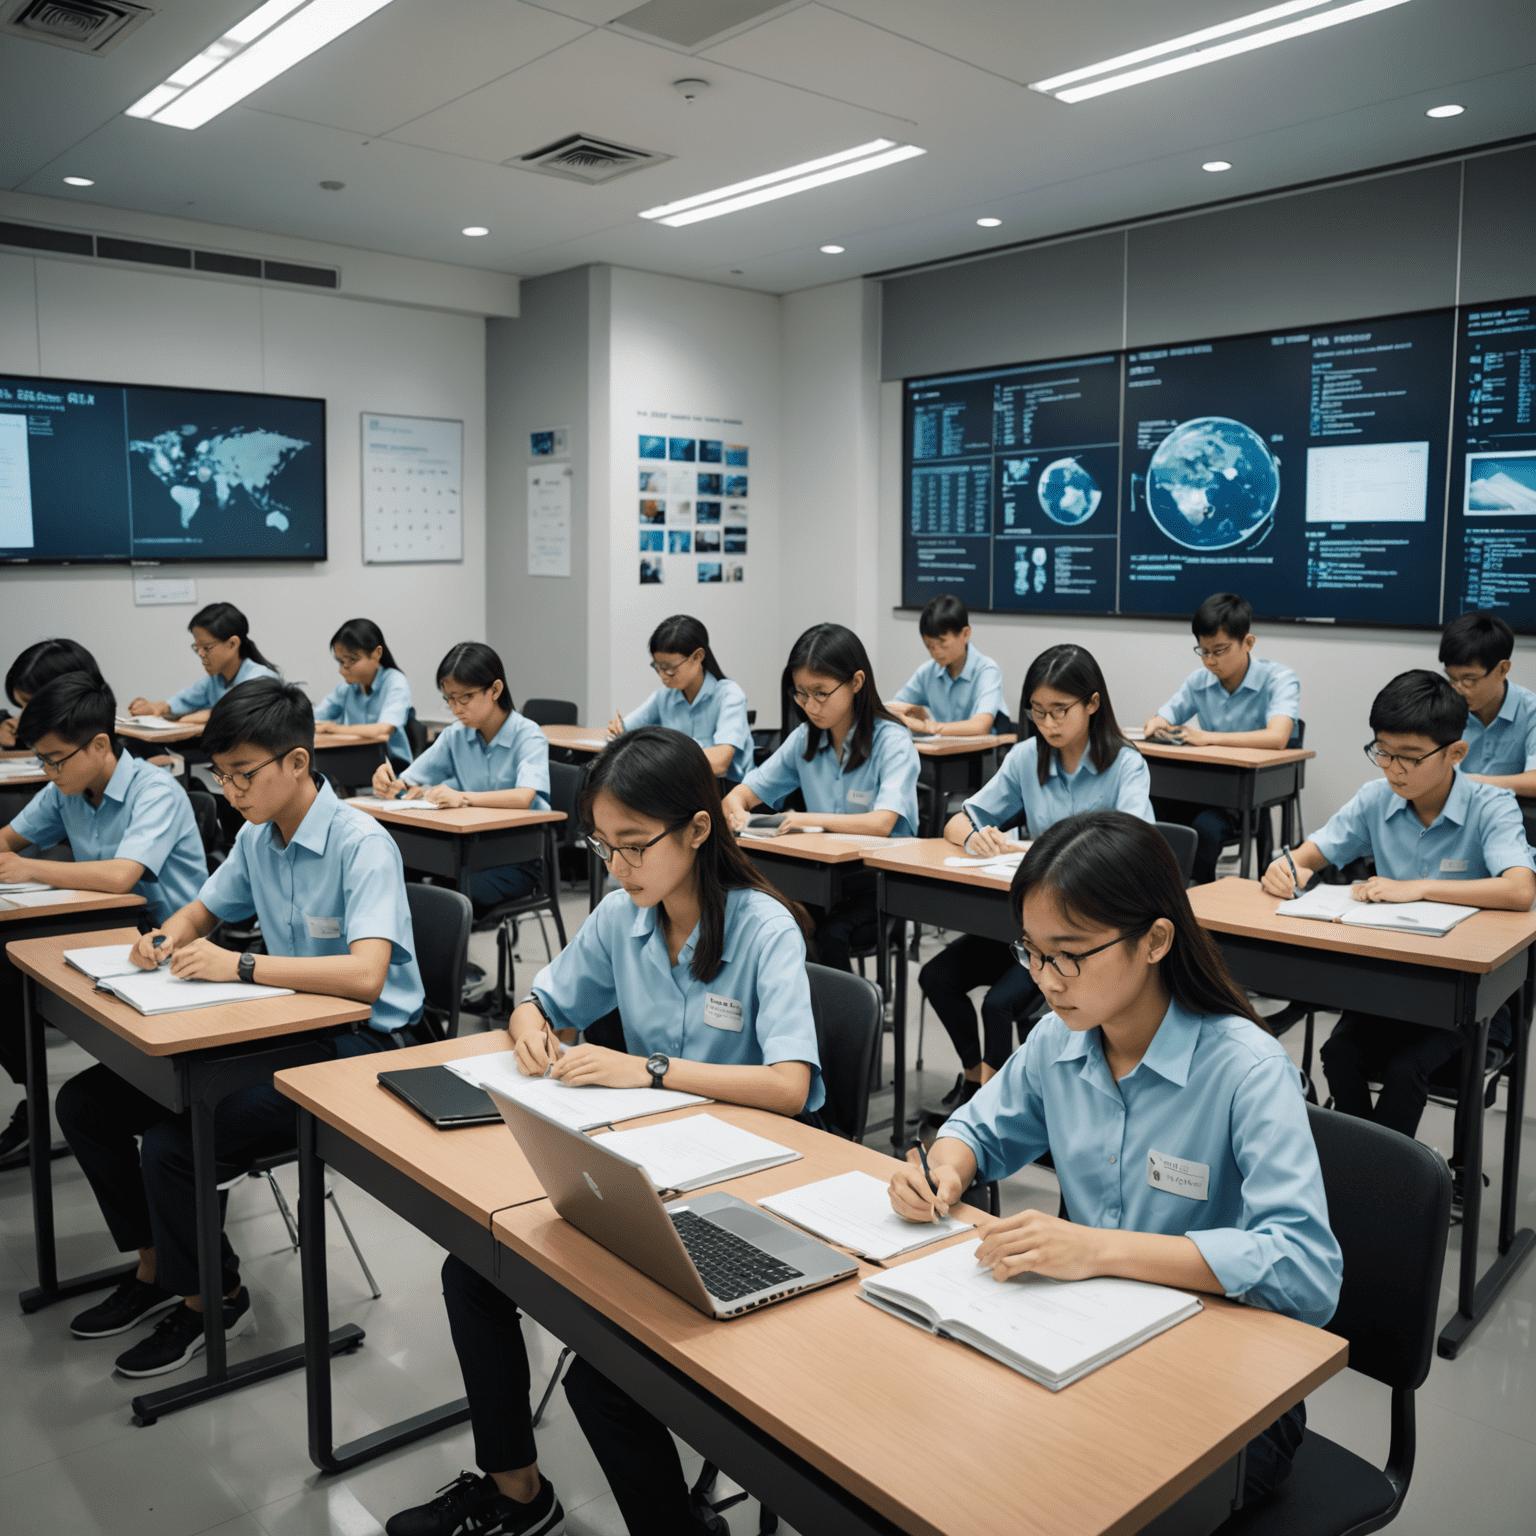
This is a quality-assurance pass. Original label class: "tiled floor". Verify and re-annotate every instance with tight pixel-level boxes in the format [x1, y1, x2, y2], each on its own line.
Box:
[2, 883, 1534, 1535]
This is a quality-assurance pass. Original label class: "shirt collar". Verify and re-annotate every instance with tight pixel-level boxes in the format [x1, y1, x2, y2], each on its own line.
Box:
[690, 671, 718, 708]
[264, 778, 341, 855]
[484, 711, 524, 751]
[1046, 748, 1098, 783]
[1053, 996, 1200, 1089]
[1494, 682, 1520, 725]
[950, 645, 980, 684]
[627, 898, 709, 966]
[103, 751, 139, 805]
[1383, 766, 1472, 827]
[1199, 655, 1260, 693]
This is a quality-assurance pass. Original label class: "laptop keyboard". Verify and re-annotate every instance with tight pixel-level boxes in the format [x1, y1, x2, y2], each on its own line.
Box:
[670, 1210, 805, 1302]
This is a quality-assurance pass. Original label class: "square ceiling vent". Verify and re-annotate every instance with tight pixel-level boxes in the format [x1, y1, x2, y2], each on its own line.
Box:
[610, 0, 799, 50]
[0, 0, 156, 54]
[510, 134, 672, 186]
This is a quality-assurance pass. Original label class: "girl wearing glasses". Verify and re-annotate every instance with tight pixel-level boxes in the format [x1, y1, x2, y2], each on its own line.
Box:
[892, 809, 1341, 1510]
[313, 617, 415, 770]
[127, 601, 278, 722]
[722, 622, 920, 969]
[605, 614, 754, 784]
[370, 641, 550, 906]
[388, 726, 822, 1536]
[919, 644, 1153, 1125]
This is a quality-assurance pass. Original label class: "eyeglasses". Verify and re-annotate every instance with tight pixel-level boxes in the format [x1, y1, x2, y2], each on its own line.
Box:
[584, 823, 686, 867]
[208, 753, 284, 792]
[1192, 642, 1236, 660]
[1027, 699, 1085, 723]
[651, 652, 700, 679]
[36, 744, 85, 773]
[1011, 923, 1152, 979]
[1363, 740, 1451, 771]
[190, 639, 230, 658]
[791, 680, 848, 709]
[441, 686, 488, 710]
[1444, 668, 1493, 692]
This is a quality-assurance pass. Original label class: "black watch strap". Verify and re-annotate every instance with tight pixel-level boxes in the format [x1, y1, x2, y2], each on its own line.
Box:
[238, 951, 256, 985]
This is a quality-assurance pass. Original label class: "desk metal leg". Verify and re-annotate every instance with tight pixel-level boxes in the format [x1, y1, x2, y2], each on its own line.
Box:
[298, 1110, 468, 1472]
[1237, 809, 1253, 880]
[891, 918, 909, 1153]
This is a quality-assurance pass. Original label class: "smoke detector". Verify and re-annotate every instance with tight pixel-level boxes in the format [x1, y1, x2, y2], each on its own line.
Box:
[673, 78, 709, 102]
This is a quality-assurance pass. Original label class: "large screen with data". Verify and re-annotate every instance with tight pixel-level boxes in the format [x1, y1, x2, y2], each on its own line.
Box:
[0, 374, 326, 564]
[901, 300, 1536, 629]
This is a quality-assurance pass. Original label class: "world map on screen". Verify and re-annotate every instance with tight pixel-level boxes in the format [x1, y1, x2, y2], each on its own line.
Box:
[129, 426, 311, 533]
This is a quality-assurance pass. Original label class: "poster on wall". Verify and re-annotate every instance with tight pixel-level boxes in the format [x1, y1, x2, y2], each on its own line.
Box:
[528, 464, 572, 577]
[637, 411, 748, 586]
[361, 413, 463, 564]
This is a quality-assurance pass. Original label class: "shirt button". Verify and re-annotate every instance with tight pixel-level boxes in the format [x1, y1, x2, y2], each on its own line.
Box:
[1109, 1155, 1117, 1164]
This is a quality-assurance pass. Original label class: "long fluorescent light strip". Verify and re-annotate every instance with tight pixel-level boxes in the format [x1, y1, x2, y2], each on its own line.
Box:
[640, 140, 897, 221]
[1034, 0, 1411, 103]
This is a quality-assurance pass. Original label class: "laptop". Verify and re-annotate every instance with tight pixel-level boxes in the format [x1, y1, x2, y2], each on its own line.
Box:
[489, 1090, 858, 1319]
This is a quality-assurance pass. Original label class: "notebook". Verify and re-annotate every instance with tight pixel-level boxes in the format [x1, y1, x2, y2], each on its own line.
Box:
[115, 715, 184, 732]
[444, 1051, 710, 1132]
[0, 880, 54, 893]
[2, 888, 95, 906]
[760, 1170, 973, 1260]
[859, 1240, 1202, 1391]
[377, 1064, 502, 1127]
[349, 795, 444, 812]
[592, 1114, 800, 1193]
[736, 814, 825, 836]
[89, 968, 294, 1016]
[0, 758, 42, 777]
[64, 944, 141, 980]
[1276, 883, 1476, 936]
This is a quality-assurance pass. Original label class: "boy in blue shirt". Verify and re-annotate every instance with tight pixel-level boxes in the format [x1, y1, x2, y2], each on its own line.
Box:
[1145, 591, 1300, 884]
[1440, 610, 1536, 798]
[0, 673, 207, 1163]
[888, 592, 1006, 738]
[1262, 671, 1534, 1148]
[54, 678, 426, 1377]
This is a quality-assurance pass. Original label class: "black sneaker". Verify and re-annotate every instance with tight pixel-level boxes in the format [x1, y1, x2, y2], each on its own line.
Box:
[113, 1287, 254, 1378]
[386, 1471, 563, 1536]
[0, 1099, 26, 1162]
[69, 1275, 179, 1338]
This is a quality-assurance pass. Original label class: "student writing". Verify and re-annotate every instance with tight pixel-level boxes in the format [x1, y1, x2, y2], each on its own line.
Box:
[386, 726, 821, 1536]
[1143, 591, 1299, 884]
[606, 613, 754, 783]
[887, 592, 1006, 738]
[892, 809, 1341, 1510]
[722, 622, 919, 970]
[1439, 609, 1536, 797]
[0, 637, 103, 750]
[314, 616, 415, 768]
[55, 678, 426, 1377]
[127, 601, 278, 722]
[919, 644, 1153, 1126]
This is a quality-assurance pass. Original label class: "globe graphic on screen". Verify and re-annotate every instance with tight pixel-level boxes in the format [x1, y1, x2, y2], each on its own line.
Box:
[1037, 457, 1101, 526]
[1145, 417, 1280, 551]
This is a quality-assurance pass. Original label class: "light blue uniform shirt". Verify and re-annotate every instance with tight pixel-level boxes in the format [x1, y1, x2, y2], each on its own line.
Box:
[167, 656, 278, 717]
[894, 644, 1006, 725]
[198, 781, 424, 1034]
[1461, 681, 1536, 779]
[402, 711, 550, 812]
[532, 886, 824, 1114]
[10, 752, 205, 923]
[965, 737, 1153, 835]
[745, 718, 921, 838]
[625, 673, 754, 782]
[316, 667, 414, 766]
[944, 1000, 1342, 1327]
[1157, 657, 1299, 736]
[1310, 770, 1534, 882]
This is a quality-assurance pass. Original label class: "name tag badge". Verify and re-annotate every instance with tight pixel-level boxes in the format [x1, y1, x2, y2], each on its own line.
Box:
[1440, 859, 1468, 873]
[703, 992, 744, 1032]
[305, 914, 342, 940]
[1147, 1149, 1209, 1201]
[847, 789, 873, 807]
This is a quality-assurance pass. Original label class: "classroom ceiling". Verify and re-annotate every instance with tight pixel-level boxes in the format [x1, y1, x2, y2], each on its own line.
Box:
[2, 0, 1534, 296]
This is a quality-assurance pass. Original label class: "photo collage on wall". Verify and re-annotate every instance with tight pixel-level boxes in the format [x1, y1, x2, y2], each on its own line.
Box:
[638, 419, 748, 584]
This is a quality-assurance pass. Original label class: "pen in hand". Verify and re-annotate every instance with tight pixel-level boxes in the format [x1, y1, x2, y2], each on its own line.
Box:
[915, 1141, 946, 1223]
[1280, 844, 1300, 895]
[379, 760, 405, 800]
[542, 1020, 563, 1079]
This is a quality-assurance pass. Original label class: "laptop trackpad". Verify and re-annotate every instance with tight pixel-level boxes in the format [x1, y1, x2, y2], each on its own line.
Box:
[704, 1203, 809, 1258]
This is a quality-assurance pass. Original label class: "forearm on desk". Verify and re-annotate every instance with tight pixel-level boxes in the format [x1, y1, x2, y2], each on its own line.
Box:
[1468, 769, 1536, 798]
[792, 810, 897, 836]
[249, 939, 391, 1004]
[660, 1057, 812, 1117]
[2, 854, 143, 894]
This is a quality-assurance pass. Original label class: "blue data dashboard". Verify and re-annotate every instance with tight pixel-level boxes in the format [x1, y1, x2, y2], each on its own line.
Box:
[0, 374, 327, 564]
[902, 295, 1536, 630]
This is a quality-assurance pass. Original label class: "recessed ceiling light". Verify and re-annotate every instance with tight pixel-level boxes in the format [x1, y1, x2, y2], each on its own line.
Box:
[127, 0, 400, 130]
[640, 140, 925, 227]
[976, 217, 1002, 227]
[1426, 103, 1464, 117]
[820, 245, 845, 254]
[1030, 0, 1411, 103]
[62, 176, 95, 187]
[1203, 160, 1233, 172]
[462, 226, 489, 237]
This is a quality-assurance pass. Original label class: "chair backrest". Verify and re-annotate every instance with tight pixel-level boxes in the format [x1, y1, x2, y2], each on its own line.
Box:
[1288, 718, 1306, 750]
[185, 788, 225, 872]
[404, 708, 428, 761]
[1307, 1103, 1450, 1391]
[523, 698, 578, 726]
[1154, 821, 1198, 886]
[548, 761, 585, 850]
[406, 882, 473, 1040]
[805, 962, 882, 1141]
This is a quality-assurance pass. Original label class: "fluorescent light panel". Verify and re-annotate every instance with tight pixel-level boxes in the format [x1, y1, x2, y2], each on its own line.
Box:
[640, 140, 898, 221]
[1032, 0, 1411, 103]
[126, 0, 395, 129]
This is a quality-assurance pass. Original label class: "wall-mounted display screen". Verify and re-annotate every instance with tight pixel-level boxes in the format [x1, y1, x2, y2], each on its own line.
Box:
[0, 374, 326, 564]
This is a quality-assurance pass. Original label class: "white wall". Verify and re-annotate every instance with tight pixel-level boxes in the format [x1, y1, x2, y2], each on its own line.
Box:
[0, 250, 488, 719]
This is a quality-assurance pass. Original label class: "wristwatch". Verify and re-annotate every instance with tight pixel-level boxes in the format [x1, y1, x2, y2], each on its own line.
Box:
[237, 951, 257, 985]
[646, 1052, 670, 1089]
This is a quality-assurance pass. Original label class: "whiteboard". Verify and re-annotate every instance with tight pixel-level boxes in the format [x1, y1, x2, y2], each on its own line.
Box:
[361, 413, 463, 564]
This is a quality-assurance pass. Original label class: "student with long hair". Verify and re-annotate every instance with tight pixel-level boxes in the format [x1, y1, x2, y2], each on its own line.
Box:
[722, 622, 919, 969]
[919, 643, 1153, 1123]
[314, 617, 414, 769]
[371, 641, 548, 905]
[0, 637, 103, 749]
[890, 809, 1341, 1510]
[128, 602, 278, 722]
[385, 726, 821, 1536]
[606, 613, 754, 783]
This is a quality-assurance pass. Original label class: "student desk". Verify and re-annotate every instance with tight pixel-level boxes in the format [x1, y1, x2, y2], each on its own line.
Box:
[0, 750, 47, 823]
[1187, 877, 1536, 1358]
[8, 926, 374, 1424]
[541, 723, 609, 758]
[1135, 742, 1314, 877]
[912, 733, 1016, 837]
[349, 801, 565, 900]
[736, 830, 873, 909]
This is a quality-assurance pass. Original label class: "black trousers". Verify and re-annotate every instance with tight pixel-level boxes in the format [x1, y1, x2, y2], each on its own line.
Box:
[1153, 799, 1241, 886]
[918, 935, 1041, 1071]
[810, 867, 878, 973]
[55, 1028, 393, 1296]
[1243, 1403, 1306, 1506]
[0, 954, 24, 1086]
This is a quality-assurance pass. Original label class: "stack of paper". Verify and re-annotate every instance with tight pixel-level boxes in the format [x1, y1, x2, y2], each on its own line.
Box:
[0, 880, 53, 894]
[94, 968, 293, 1016]
[446, 1052, 711, 1131]
[593, 1114, 800, 1192]
[823, 835, 918, 849]
[1276, 883, 1476, 936]
[3, 888, 93, 907]
[64, 944, 139, 980]
[760, 1170, 972, 1259]
[0, 757, 43, 778]
[115, 715, 184, 732]
[349, 795, 444, 812]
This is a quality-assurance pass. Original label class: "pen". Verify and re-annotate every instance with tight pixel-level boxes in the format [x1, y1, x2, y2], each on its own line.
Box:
[379, 760, 406, 800]
[542, 1020, 562, 1079]
[915, 1142, 945, 1221]
[1281, 844, 1300, 894]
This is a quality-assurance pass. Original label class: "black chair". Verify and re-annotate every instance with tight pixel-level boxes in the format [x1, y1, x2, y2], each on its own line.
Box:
[1155, 820, 1198, 887]
[186, 788, 226, 872]
[522, 698, 578, 727]
[806, 962, 881, 1142]
[548, 760, 589, 891]
[406, 881, 473, 1041]
[467, 824, 570, 1017]
[404, 707, 428, 761]
[1213, 1105, 1451, 1535]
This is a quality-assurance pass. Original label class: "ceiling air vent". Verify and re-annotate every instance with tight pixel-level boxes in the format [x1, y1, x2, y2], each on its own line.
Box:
[0, 0, 156, 55]
[511, 133, 671, 186]
[609, 0, 798, 51]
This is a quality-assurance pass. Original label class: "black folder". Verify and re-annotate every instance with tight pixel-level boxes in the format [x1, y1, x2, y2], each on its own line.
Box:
[377, 1064, 502, 1127]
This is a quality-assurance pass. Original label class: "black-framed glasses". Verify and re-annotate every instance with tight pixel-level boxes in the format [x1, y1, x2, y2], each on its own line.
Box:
[441, 686, 488, 710]
[207, 753, 284, 792]
[651, 651, 700, 679]
[584, 821, 688, 867]
[190, 639, 230, 658]
[1363, 740, 1451, 771]
[791, 680, 847, 709]
[1192, 642, 1237, 660]
[1027, 698, 1086, 723]
[1011, 923, 1152, 979]
[36, 744, 85, 773]
[1444, 668, 1493, 692]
